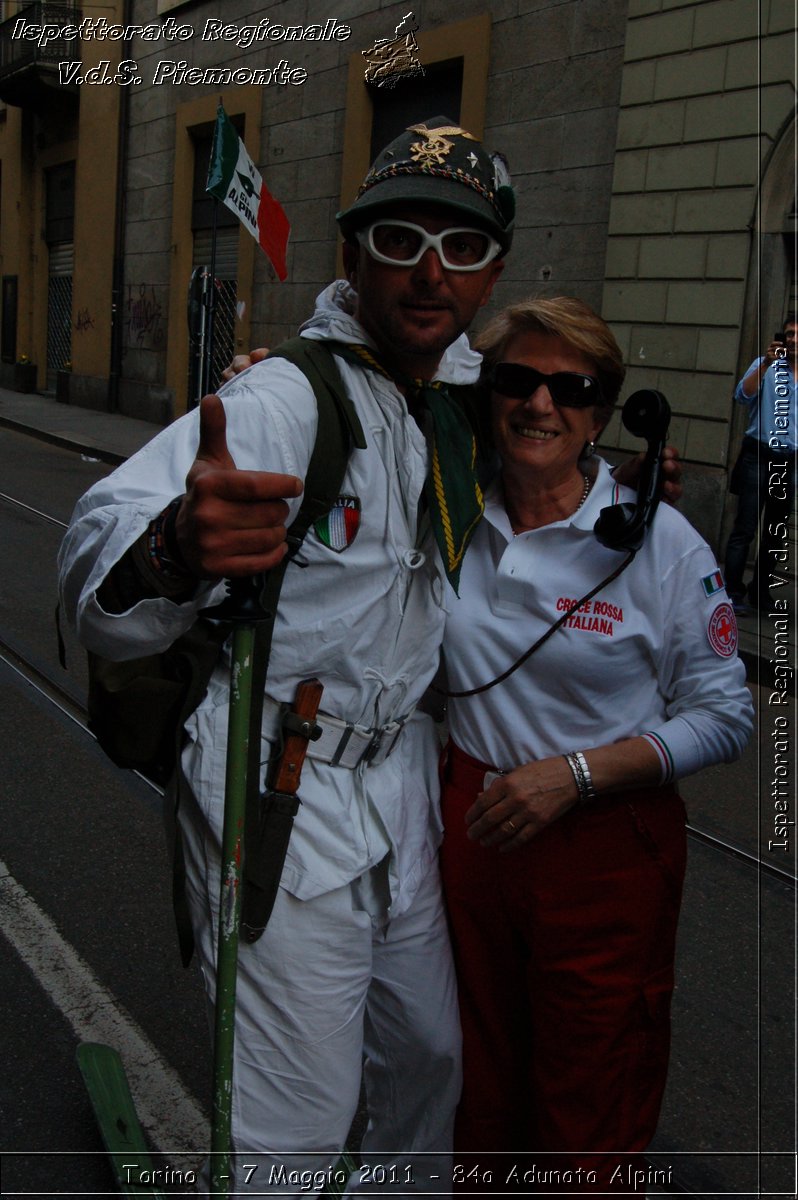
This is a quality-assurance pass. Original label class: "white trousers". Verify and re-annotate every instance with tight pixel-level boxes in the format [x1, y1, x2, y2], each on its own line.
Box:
[180, 802, 461, 1196]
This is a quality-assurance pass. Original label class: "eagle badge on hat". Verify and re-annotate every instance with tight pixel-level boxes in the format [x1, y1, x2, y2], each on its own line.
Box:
[408, 123, 477, 166]
[336, 116, 516, 252]
[314, 496, 361, 552]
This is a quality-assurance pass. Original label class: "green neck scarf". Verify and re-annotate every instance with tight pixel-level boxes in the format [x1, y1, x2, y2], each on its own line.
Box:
[333, 342, 484, 593]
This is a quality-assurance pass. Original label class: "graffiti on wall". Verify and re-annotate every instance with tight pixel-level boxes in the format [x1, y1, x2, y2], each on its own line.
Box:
[75, 307, 95, 333]
[125, 283, 166, 350]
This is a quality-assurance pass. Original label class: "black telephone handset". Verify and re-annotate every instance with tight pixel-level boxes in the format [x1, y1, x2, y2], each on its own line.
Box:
[594, 389, 671, 552]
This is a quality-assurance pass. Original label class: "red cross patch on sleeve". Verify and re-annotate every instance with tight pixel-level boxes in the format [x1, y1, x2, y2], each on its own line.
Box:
[707, 602, 738, 657]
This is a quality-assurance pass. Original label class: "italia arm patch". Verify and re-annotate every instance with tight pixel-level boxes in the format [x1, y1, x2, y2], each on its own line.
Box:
[314, 496, 361, 552]
[707, 601, 737, 657]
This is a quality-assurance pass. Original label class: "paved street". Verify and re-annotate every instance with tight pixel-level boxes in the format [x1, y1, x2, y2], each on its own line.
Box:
[0, 394, 794, 1197]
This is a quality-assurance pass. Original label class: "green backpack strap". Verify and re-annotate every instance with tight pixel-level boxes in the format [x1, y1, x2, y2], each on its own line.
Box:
[236, 337, 366, 943]
[170, 338, 367, 962]
[269, 337, 367, 537]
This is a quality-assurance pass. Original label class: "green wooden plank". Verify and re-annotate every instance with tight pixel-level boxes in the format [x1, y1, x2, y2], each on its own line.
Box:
[76, 1042, 167, 1198]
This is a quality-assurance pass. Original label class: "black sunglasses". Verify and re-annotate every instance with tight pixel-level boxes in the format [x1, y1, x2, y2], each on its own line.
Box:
[491, 362, 602, 408]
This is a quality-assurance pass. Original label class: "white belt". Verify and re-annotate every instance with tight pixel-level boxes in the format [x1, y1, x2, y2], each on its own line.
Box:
[264, 698, 406, 769]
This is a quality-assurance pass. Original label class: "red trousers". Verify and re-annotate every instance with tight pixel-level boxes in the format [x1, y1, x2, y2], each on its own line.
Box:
[440, 742, 687, 1194]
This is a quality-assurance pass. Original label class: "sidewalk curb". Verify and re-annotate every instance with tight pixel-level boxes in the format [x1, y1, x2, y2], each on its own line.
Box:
[0, 413, 127, 466]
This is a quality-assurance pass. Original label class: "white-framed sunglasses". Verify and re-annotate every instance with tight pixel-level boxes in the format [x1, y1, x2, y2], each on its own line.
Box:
[356, 220, 502, 272]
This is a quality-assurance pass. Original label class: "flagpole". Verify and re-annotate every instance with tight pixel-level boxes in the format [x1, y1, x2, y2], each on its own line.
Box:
[203, 196, 219, 396]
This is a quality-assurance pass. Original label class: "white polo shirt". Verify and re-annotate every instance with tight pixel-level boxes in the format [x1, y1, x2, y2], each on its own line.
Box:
[443, 461, 753, 781]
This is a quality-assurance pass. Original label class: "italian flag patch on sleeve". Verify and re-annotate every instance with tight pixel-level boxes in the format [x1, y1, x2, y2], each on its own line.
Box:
[701, 569, 725, 597]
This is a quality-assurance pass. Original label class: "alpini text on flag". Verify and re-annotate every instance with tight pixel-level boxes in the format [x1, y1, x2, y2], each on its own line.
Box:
[206, 104, 291, 281]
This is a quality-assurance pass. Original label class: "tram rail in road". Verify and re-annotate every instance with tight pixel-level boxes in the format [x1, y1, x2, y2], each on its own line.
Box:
[1, 483, 794, 889]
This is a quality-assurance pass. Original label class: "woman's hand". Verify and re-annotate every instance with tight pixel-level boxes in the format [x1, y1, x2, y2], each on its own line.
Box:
[465, 756, 579, 853]
[659, 445, 682, 504]
[220, 346, 270, 385]
[465, 738, 663, 852]
[613, 445, 682, 505]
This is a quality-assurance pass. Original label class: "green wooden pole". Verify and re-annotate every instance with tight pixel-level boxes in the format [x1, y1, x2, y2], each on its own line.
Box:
[210, 621, 256, 1196]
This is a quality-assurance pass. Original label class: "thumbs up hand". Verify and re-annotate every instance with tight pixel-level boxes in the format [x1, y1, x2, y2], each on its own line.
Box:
[175, 394, 303, 579]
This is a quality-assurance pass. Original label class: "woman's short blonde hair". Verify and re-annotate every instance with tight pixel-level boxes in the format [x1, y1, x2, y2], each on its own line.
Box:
[474, 296, 626, 426]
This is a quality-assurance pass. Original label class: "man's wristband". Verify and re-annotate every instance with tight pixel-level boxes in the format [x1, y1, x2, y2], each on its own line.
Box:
[148, 497, 192, 578]
[119, 498, 197, 604]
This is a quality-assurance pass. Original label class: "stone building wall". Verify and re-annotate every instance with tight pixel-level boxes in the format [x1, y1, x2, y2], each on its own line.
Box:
[601, 0, 796, 546]
[118, 0, 629, 414]
[4, 0, 792, 541]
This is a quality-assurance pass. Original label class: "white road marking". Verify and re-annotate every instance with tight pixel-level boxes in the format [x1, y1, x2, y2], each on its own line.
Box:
[0, 859, 208, 1157]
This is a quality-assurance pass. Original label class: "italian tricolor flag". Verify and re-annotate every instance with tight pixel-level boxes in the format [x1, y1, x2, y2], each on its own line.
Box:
[206, 104, 290, 281]
[701, 569, 725, 597]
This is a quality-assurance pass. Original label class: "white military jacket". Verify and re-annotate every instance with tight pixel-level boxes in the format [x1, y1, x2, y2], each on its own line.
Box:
[59, 282, 483, 915]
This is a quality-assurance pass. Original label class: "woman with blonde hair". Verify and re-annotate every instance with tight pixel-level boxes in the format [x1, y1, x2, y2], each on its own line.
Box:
[440, 296, 752, 1190]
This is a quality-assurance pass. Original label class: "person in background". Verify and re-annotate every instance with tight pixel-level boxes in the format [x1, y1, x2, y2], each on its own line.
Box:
[438, 296, 753, 1193]
[724, 318, 797, 613]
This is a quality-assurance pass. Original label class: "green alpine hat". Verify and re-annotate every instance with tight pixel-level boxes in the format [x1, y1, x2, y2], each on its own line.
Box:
[337, 115, 515, 252]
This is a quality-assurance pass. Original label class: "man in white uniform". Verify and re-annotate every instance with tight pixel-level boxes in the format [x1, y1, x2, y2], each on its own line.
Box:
[58, 117, 512, 1193]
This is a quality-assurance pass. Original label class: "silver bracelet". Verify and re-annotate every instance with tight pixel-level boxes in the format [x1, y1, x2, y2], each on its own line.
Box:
[563, 751, 596, 805]
[572, 751, 596, 802]
[563, 752, 587, 802]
